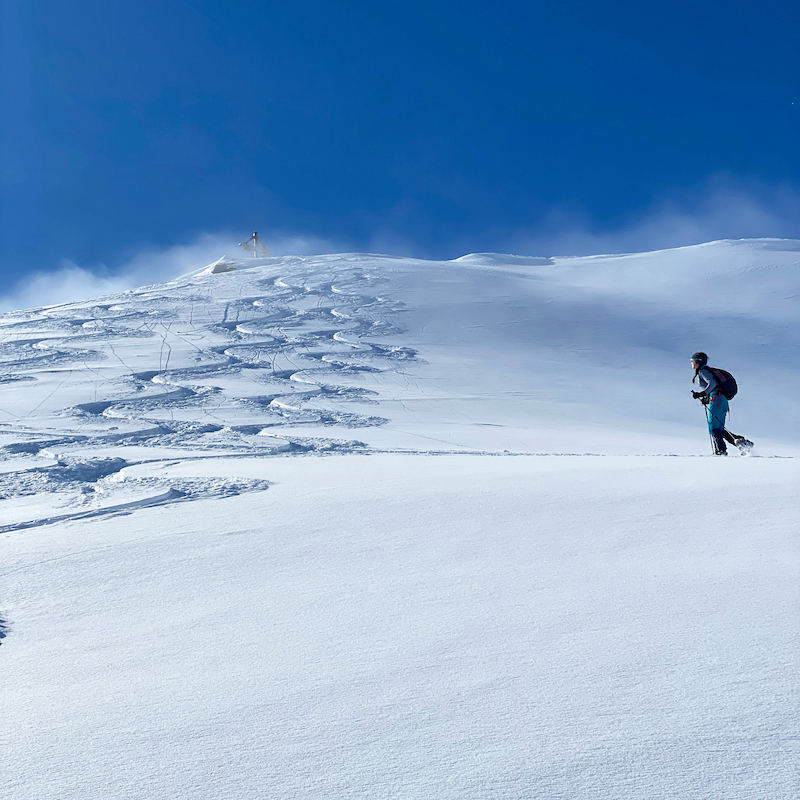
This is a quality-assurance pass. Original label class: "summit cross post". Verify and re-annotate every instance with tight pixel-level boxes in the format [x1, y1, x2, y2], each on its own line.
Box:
[238, 232, 271, 258]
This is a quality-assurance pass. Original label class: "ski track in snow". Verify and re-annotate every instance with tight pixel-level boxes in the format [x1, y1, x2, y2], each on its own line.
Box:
[0, 257, 418, 531]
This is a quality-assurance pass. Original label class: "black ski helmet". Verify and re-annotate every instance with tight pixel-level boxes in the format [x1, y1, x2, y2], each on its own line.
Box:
[691, 352, 708, 366]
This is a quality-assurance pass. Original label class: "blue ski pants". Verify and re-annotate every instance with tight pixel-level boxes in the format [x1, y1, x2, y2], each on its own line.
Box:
[706, 392, 729, 434]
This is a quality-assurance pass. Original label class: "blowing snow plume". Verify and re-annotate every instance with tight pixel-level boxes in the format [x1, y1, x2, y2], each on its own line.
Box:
[0, 232, 346, 311]
[507, 181, 800, 257]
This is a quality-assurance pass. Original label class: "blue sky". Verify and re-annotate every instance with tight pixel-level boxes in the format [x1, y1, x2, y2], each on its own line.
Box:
[1, 0, 799, 296]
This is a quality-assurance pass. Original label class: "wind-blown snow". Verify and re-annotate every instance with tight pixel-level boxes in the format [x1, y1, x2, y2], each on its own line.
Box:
[1, 240, 798, 799]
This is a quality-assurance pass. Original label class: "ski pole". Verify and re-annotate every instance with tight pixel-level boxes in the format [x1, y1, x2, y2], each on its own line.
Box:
[703, 402, 714, 453]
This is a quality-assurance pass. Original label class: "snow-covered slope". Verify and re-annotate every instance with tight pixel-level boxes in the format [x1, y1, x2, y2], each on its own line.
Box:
[1, 240, 798, 799]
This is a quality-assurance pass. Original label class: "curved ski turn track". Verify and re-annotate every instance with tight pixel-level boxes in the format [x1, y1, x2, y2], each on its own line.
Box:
[0, 255, 419, 531]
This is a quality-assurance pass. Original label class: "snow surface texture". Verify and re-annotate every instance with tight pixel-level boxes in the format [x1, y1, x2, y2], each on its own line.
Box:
[1, 239, 799, 799]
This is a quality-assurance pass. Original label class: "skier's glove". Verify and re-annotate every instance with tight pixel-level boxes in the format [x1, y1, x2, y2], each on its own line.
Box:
[691, 391, 705, 400]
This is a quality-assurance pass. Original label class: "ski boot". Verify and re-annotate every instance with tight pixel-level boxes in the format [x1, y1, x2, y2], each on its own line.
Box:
[712, 430, 728, 456]
[723, 429, 753, 455]
[733, 435, 754, 455]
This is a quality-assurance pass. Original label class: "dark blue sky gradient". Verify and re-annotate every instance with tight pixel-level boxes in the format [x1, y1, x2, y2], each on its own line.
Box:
[1, 0, 799, 281]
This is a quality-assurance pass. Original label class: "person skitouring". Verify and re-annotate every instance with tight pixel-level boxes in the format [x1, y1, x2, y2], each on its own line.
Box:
[690, 352, 752, 456]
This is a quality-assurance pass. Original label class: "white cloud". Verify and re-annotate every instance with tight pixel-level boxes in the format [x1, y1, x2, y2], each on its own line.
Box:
[0, 264, 134, 312]
[0, 231, 345, 312]
[2, 180, 799, 312]
[266, 233, 350, 258]
[506, 180, 800, 257]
